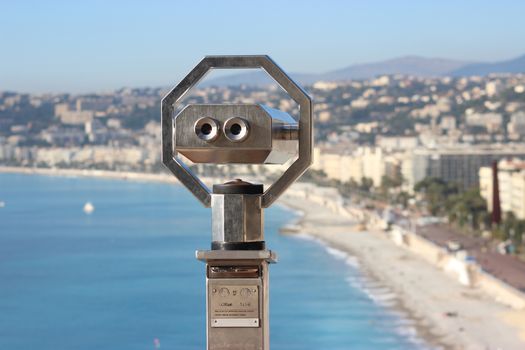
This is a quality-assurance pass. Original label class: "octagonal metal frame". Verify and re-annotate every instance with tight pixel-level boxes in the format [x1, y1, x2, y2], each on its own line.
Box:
[162, 55, 312, 208]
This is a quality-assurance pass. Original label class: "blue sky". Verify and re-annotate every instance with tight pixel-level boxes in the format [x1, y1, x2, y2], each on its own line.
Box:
[2, 0, 525, 93]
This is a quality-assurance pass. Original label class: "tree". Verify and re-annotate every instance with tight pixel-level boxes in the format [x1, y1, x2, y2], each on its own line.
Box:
[447, 188, 487, 229]
[394, 191, 411, 209]
[360, 177, 374, 192]
[381, 175, 403, 190]
[414, 177, 459, 216]
[497, 212, 525, 246]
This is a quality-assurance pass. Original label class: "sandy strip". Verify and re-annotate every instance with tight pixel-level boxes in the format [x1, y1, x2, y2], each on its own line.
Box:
[0, 166, 176, 183]
[278, 193, 525, 350]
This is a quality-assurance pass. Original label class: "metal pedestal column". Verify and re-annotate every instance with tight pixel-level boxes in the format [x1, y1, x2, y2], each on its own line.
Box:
[197, 180, 276, 350]
[196, 250, 277, 350]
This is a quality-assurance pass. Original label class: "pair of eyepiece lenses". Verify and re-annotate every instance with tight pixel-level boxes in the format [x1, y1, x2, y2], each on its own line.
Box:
[195, 117, 249, 142]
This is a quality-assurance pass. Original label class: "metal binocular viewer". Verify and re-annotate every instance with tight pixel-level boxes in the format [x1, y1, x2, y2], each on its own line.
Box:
[162, 55, 312, 350]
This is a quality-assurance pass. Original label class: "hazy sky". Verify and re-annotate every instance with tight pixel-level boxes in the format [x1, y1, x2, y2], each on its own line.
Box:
[2, 0, 525, 93]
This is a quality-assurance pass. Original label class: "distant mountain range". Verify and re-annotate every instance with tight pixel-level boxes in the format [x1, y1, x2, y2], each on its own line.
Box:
[203, 54, 525, 86]
[450, 54, 525, 76]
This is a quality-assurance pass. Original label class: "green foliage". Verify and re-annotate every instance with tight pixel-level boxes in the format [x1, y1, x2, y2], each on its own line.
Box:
[385, 113, 416, 135]
[495, 212, 525, 245]
[447, 188, 488, 229]
[393, 191, 411, 209]
[415, 177, 490, 230]
[0, 102, 55, 134]
[381, 175, 402, 190]
[414, 177, 459, 215]
[360, 177, 374, 191]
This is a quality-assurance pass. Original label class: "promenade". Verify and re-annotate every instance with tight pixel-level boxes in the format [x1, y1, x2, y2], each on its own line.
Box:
[418, 224, 525, 292]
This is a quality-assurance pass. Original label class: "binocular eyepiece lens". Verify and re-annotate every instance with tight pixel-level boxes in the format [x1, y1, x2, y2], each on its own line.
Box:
[194, 117, 220, 142]
[224, 117, 249, 142]
[201, 123, 213, 135]
[230, 123, 242, 136]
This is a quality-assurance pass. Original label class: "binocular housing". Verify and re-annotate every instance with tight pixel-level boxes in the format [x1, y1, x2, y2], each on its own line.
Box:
[175, 103, 299, 164]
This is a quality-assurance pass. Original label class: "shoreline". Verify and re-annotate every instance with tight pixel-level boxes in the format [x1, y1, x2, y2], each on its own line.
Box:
[276, 203, 434, 346]
[3, 166, 525, 349]
[0, 166, 177, 184]
[279, 190, 525, 350]
[275, 204, 432, 348]
[277, 197, 444, 349]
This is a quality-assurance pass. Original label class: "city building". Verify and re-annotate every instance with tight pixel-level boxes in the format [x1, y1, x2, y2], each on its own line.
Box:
[465, 112, 503, 132]
[403, 145, 525, 191]
[480, 158, 525, 219]
[507, 111, 525, 139]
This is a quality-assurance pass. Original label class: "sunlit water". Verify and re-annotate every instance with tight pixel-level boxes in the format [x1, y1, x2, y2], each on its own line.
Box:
[0, 174, 425, 349]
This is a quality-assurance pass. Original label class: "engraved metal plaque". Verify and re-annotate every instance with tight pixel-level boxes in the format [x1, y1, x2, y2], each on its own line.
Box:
[210, 285, 259, 328]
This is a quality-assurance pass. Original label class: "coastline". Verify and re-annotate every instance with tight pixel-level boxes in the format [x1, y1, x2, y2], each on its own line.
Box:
[275, 204, 431, 348]
[3, 166, 525, 349]
[0, 166, 177, 184]
[278, 190, 525, 350]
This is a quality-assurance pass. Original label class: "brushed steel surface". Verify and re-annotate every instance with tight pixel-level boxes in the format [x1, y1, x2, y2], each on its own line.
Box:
[196, 250, 277, 262]
[208, 266, 260, 279]
[175, 104, 297, 164]
[209, 284, 259, 323]
[212, 318, 259, 328]
[211, 194, 263, 243]
[205, 264, 270, 350]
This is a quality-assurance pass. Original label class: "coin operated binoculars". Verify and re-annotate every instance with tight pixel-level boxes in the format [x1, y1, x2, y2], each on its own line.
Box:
[162, 56, 312, 350]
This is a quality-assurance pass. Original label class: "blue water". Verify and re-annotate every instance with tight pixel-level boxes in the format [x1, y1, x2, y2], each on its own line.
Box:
[0, 174, 423, 349]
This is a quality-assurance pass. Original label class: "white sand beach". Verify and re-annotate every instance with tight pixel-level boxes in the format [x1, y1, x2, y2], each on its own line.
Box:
[278, 193, 525, 350]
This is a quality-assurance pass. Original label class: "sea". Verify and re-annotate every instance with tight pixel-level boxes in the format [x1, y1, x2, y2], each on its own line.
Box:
[0, 173, 425, 350]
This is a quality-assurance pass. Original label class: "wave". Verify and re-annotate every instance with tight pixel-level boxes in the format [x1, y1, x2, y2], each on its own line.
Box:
[290, 232, 319, 242]
[287, 230, 429, 349]
[324, 245, 360, 268]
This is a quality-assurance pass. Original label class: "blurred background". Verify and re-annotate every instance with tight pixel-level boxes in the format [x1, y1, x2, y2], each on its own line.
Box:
[1, 1, 525, 349]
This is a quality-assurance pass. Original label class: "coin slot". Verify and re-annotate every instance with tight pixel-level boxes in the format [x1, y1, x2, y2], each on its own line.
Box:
[208, 265, 260, 278]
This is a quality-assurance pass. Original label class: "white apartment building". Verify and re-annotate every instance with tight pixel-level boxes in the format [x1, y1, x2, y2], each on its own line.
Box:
[312, 146, 384, 187]
[361, 147, 384, 187]
[507, 111, 525, 138]
[55, 102, 95, 125]
[479, 158, 525, 219]
[403, 145, 525, 191]
[479, 166, 493, 211]
[440, 116, 457, 131]
[312, 147, 356, 183]
[485, 81, 503, 97]
[376, 136, 419, 152]
[512, 173, 525, 219]
[465, 112, 503, 132]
